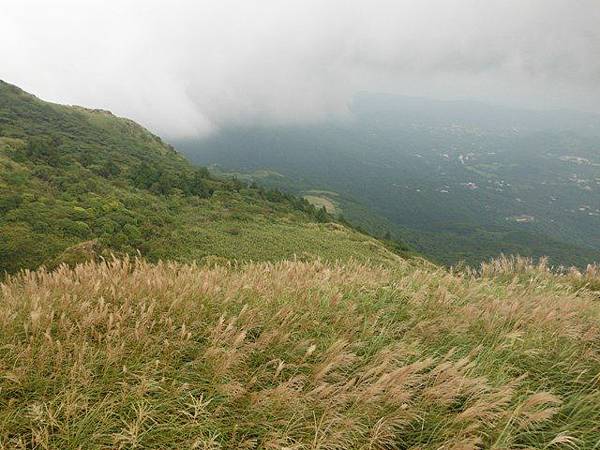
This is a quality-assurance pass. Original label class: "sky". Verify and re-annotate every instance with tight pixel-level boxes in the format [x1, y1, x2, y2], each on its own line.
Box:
[2, 0, 600, 138]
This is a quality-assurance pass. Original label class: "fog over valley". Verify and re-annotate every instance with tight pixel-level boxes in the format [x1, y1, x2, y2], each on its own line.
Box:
[2, 0, 600, 138]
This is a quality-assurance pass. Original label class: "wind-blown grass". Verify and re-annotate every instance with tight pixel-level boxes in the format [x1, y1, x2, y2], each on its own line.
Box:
[1, 257, 599, 449]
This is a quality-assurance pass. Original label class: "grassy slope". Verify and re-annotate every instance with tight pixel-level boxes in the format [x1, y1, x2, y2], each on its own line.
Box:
[1, 256, 599, 448]
[0, 80, 402, 273]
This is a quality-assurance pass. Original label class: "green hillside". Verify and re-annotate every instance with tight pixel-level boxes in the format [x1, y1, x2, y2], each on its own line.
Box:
[0, 81, 405, 274]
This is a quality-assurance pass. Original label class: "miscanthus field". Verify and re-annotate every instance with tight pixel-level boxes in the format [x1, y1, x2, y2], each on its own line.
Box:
[1, 256, 599, 449]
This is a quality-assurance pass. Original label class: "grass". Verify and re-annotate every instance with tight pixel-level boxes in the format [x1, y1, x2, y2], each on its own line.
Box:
[136, 191, 403, 266]
[303, 195, 338, 215]
[1, 256, 598, 449]
[148, 216, 399, 265]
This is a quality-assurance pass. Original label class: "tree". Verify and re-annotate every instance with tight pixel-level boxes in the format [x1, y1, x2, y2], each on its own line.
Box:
[26, 136, 61, 166]
[189, 170, 212, 198]
[99, 160, 120, 178]
[315, 206, 328, 223]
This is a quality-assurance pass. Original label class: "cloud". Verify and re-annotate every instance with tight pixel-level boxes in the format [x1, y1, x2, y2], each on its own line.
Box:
[1, 0, 599, 138]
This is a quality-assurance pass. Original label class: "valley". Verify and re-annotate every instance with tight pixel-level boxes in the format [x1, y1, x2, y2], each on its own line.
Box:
[178, 94, 600, 267]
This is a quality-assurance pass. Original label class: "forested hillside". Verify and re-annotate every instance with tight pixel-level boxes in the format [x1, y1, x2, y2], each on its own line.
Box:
[0, 81, 404, 274]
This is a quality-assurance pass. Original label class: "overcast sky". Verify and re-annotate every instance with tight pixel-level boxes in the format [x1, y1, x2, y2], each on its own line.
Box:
[2, 0, 600, 138]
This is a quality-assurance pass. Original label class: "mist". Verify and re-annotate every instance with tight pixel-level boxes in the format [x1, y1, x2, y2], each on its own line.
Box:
[2, 0, 600, 138]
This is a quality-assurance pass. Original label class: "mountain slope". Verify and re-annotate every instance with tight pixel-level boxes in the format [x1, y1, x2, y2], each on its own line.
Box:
[0, 81, 404, 273]
[2, 82, 600, 448]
